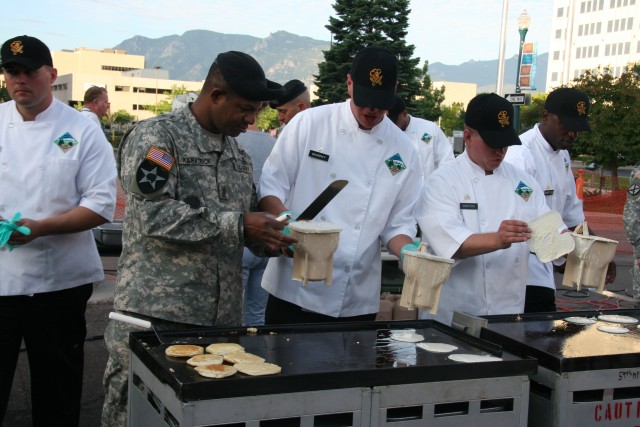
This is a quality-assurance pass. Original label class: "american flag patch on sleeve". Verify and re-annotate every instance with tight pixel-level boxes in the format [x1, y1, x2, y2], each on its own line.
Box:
[145, 146, 175, 171]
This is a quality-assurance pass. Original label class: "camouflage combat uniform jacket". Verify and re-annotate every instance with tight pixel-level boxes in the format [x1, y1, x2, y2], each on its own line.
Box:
[623, 162, 640, 299]
[114, 105, 256, 326]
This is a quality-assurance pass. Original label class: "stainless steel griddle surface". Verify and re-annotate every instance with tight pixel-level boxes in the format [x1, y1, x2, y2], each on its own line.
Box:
[481, 310, 640, 373]
[130, 320, 536, 402]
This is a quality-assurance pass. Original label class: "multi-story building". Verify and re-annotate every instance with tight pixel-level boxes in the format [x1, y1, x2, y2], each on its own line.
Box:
[547, 0, 640, 87]
[1, 47, 203, 121]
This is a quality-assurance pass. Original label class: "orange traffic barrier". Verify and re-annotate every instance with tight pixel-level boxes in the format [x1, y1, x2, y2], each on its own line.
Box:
[576, 169, 584, 200]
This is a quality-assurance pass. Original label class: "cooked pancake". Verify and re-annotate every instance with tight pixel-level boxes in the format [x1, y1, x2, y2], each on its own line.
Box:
[165, 344, 204, 358]
[235, 361, 282, 376]
[186, 354, 224, 366]
[206, 343, 245, 355]
[195, 363, 237, 379]
[223, 351, 265, 364]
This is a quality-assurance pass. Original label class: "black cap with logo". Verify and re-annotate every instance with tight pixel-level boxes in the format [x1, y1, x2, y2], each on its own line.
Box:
[215, 51, 284, 101]
[0, 35, 53, 70]
[269, 79, 307, 109]
[544, 87, 591, 132]
[465, 93, 521, 149]
[350, 46, 397, 110]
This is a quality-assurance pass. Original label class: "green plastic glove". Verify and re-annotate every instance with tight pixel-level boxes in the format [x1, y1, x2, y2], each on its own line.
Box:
[400, 241, 421, 263]
[278, 211, 299, 252]
[0, 212, 32, 251]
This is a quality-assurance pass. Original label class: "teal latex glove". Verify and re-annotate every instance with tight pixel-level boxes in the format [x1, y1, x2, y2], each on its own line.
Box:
[400, 241, 421, 263]
[278, 211, 299, 252]
[0, 212, 32, 251]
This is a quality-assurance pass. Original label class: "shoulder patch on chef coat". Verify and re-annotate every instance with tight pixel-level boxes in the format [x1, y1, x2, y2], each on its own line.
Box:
[564, 157, 570, 173]
[385, 153, 406, 176]
[515, 180, 533, 202]
[421, 132, 432, 143]
[628, 183, 640, 196]
[54, 132, 78, 153]
[136, 159, 169, 194]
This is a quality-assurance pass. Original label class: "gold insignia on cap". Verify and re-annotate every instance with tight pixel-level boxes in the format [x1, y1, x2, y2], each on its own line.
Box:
[369, 68, 383, 87]
[576, 101, 587, 116]
[10, 41, 24, 56]
[497, 110, 510, 127]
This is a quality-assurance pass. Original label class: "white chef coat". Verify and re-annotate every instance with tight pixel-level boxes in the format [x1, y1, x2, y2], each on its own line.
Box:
[0, 99, 117, 296]
[80, 108, 101, 127]
[416, 151, 551, 325]
[259, 100, 422, 317]
[504, 124, 585, 289]
[404, 115, 454, 181]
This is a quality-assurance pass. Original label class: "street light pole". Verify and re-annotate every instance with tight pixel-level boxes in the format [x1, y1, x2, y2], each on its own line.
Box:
[154, 65, 161, 115]
[513, 10, 530, 132]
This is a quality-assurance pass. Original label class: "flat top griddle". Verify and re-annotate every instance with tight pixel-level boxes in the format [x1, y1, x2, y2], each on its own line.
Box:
[130, 320, 536, 402]
[480, 310, 640, 373]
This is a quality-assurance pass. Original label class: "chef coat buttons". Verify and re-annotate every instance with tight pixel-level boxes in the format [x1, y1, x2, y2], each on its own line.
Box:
[473, 178, 479, 183]
[8, 123, 14, 128]
[320, 216, 326, 221]
[330, 173, 336, 178]
[377, 139, 382, 145]
[355, 225, 360, 230]
[36, 207, 43, 212]
[344, 266, 351, 273]
[339, 129, 346, 135]
[367, 181, 372, 187]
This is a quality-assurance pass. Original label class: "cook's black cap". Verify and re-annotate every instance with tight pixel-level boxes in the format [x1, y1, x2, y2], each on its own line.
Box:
[465, 93, 521, 149]
[387, 95, 407, 123]
[0, 35, 52, 70]
[350, 46, 397, 110]
[215, 51, 284, 101]
[544, 87, 591, 132]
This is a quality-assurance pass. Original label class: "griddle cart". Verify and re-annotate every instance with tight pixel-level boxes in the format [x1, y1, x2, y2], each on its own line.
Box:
[481, 310, 640, 427]
[129, 320, 535, 426]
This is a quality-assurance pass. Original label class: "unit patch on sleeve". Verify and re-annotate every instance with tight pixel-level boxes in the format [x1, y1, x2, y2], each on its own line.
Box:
[515, 181, 533, 202]
[628, 183, 640, 196]
[136, 159, 169, 194]
[385, 153, 406, 176]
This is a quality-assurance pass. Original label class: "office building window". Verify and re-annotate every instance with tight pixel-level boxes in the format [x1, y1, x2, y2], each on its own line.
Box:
[625, 42, 631, 54]
[553, 50, 561, 60]
[551, 72, 558, 82]
[578, 25, 584, 36]
[607, 20, 613, 32]
[557, 7, 564, 16]
[597, 22, 602, 33]
[628, 17, 634, 30]
[556, 29, 562, 38]
[594, 45, 599, 56]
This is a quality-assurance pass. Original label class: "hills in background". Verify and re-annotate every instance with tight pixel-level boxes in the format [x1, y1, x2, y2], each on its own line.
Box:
[114, 30, 547, 95]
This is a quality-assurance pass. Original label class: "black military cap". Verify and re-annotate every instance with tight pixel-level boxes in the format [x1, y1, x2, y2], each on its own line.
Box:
[269, 79, 307, 109]
[215, 51, 284, 101]
[0, 35, 53, 70]
[350, 46, 398, 110]
[387, 95, 407, 123]
[465, 93, 521, 149]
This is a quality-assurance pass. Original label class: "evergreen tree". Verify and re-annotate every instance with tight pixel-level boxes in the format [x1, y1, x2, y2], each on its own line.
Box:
[409, 60, 445, 121]
[313, 0, 422, 107]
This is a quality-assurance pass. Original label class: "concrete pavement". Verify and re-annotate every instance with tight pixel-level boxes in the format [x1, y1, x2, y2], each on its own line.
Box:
[3, 252, 638, 427]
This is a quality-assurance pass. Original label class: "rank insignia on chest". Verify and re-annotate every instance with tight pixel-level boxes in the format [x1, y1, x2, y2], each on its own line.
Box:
[54, 132, 78, 153]
[628, 183, 640, 196]
[385, 153, 406, 176]
[515, 181, 533, 201]
[421, 132, 432, 143]
[145, 146, 175, 171]
[136, 159, 169, 194]
[544, 184, 554, 196]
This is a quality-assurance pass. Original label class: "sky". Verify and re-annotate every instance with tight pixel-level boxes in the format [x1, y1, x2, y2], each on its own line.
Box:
[1, 0, 553, 66]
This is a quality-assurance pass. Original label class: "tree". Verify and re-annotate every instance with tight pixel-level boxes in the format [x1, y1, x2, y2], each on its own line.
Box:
[518, 93, 546, 132]
[1, 86, 10, 102]
[257, 107, 279, 132]
[439, 102, 465, 136]
[112, 109, 136, 127]
[409, 60, 445, 121]
[570, 63, 640, 189]
[313, 0, 422, 107]
[144, 84, 190, 115]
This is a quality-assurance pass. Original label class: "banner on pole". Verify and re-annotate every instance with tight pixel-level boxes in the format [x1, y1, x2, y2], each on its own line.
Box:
[518, 42, 537, 91]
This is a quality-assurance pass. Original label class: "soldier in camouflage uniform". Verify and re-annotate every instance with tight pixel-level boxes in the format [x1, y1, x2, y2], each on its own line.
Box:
[101, 51, 296, 427]
[623, 162, 640, 303]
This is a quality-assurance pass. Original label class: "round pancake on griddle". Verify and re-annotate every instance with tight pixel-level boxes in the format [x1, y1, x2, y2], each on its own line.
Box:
[223, 351, 265, 364]
[186, 354, 224, 366]
[165, 344, 204, 358]
[235, 361, 282, 376]
[195, 363, 237, 378]
[206, 343, 245, 355]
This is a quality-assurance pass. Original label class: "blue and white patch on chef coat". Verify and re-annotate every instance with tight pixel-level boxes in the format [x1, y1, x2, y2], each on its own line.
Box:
[54, 132, 78, 153]
[385, 153, 406, 176]
[515, 181, 533, 202]
[564, 157, 570, 173]
[421, 132, 432, 143]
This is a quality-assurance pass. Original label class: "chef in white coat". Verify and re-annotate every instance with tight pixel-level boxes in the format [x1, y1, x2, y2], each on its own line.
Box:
[258, 46, 422, 324]
[416, 93, 553, 325]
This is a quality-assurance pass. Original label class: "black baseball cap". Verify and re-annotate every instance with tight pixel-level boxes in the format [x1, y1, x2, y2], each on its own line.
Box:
[215, 51, 284, 101]
[350, 46, 397, 110]
[269, 79, 307, 108]
[465, 93, 521, 149]
[0, 35, 53, 70]
[544, 87, 591, 132]
[387, 95, 407, 123]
